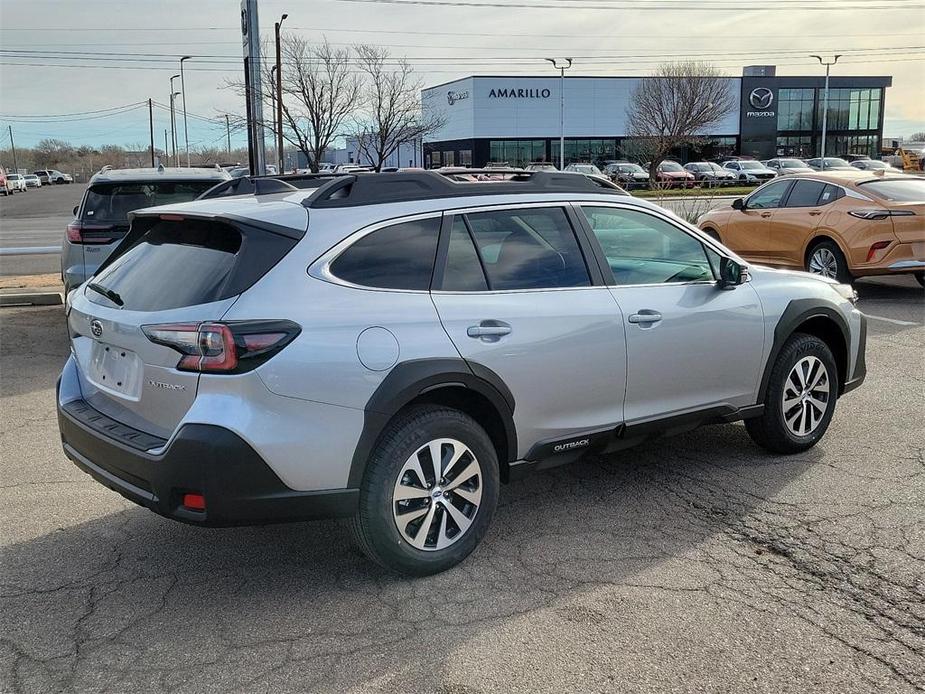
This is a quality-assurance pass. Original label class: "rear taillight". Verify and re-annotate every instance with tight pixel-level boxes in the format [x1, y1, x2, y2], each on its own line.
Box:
[141, 320, 300, 374]
[66, 221, 115, 244]
[848, 209, 915, 221]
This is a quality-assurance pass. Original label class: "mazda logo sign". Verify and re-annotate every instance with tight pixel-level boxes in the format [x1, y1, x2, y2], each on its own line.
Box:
[749, 87, 774, 110]
[90, 320, 103, 338]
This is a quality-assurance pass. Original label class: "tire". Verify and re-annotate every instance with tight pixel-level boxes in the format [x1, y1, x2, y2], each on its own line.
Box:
[806, 239, 853, 283]
[914, 271, 925, 288]
[349, 406, 500, 576]
[746, 333, 838, 454]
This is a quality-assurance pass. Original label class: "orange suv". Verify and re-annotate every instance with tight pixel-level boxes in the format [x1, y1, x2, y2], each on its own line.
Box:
[698, 171, 924, 286]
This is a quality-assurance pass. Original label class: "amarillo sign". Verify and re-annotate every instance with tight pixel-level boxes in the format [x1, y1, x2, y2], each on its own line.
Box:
[488, 87, 552, 99]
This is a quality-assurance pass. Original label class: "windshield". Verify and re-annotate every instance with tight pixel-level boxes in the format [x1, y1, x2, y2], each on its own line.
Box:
[687, 164, 708, 171]
[779, 159, 805, 168]
[659, 162, 684, 172]
[824, 158, 851, 168]
[859, 178, 925, 202]
[861, 160, 888, 168]
[81, 181, 219, 224]
[621, 164, 645, 173]
[740, 162, 766, 170]
[708, 163, 727, 173]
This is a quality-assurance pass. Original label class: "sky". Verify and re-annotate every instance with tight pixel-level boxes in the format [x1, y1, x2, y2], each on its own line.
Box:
[0, 0, 922, 150]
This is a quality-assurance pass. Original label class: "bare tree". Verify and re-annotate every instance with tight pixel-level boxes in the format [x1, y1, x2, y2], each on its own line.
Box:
[223, 36, 359, 172]
[351, 45, 444, 171]
[625, 61, 736, 181]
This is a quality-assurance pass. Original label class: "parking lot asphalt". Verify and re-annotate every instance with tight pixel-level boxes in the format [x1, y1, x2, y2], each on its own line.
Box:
[0, 183, 81, 277]
[0, 275, 922, 693]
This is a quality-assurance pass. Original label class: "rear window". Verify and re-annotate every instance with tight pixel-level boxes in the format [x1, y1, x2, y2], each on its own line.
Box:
[859, 178, 925, 202]
[86, 219, 296, 311]
[81, 181, 219, 224]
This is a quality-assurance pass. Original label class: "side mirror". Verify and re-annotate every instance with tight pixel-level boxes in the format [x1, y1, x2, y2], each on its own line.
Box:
[72, 205, 79, 216]
[731, 197, 745, 211]
[719, 256, 748, 289]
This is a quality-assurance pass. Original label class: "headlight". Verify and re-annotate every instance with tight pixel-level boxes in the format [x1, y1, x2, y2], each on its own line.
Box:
[833, 283, 858, 305]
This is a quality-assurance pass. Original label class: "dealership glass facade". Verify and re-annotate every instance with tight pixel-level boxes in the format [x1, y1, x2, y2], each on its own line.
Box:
[423, 73, 891, 167]
[774, 87, 883, 158]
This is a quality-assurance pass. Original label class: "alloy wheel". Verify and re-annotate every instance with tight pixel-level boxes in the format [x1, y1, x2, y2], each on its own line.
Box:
[782, 356, 830, 437]
[392, 438, 483, 551]
[809, 247, 839, 279]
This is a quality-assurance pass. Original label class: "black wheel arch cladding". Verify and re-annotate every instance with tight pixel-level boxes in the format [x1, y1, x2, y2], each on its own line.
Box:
[759, 299, 852, 403]
[348, 358, 517, 488]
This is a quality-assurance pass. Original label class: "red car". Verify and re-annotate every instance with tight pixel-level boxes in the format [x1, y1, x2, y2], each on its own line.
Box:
[0, 168, 11, 196]
[648, 161, 696, 188]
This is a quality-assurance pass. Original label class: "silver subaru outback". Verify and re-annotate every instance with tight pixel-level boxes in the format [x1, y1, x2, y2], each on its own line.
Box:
[57, 170, 866, 575]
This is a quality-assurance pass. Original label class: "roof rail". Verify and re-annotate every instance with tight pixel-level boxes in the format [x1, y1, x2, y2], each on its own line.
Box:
[197, 176, 299, 200]
[98, 165, 113, 173]
[303, 170, 623, 209]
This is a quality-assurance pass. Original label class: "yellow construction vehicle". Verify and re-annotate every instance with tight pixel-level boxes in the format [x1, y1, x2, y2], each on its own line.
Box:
[894, 147, 924, 172]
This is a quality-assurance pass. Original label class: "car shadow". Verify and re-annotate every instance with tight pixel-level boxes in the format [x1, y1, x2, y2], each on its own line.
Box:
[1, 423, 820, 693]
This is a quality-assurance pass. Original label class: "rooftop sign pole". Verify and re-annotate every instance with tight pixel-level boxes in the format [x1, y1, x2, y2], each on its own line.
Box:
[242, 0, 268, 175]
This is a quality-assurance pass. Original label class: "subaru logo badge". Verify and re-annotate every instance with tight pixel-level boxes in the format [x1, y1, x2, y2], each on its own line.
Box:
[749, 87, 774, 110]
[90, 319, 103, 338]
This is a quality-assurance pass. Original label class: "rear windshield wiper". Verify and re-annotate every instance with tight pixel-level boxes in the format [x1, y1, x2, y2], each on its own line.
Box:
[87, 282, 124, 307]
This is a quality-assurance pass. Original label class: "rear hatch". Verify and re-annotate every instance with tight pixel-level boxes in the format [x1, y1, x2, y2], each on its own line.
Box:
[67, 213, 301, 440]
[72, 179, 222, 278]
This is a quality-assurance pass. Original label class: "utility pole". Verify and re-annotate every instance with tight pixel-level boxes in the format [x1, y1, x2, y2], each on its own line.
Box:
[225, 114, 232, 157]
[8, 126, 17, 172]
[241, 0, 267, 175]
[169, 73, 181, 166]
[811, 54, 841, 164]
[148, 99, 155, 166]
[545, 58, 572, 169]
[163, 130, 169, 166]
[180, 56, 192, 167]
[275, 13, 288, 173]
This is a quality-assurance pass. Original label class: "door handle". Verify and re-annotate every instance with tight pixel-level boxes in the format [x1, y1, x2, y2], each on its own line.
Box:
[760, 212, 772, 218]
[467, 321, 512, 338]
[628, 311, 662, 324]
[809, 210, 822, 216]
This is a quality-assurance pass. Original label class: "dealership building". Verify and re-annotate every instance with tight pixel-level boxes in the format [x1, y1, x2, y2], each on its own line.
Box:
[421, 66, 891, 169]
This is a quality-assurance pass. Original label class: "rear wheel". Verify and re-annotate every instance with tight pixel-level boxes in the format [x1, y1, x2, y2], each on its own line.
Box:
[349, 406, 500, 576]
[807, 240, 852, 283]
[746, 333, 838, 454]
[914, 271, 925, 288]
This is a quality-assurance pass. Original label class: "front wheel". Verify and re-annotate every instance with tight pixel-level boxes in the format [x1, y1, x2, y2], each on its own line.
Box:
[746, 334, 838, 454]
[350, 406, 500, 576]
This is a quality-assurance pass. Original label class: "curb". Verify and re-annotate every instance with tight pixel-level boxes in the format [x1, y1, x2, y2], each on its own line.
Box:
[0, 291, 63, 307]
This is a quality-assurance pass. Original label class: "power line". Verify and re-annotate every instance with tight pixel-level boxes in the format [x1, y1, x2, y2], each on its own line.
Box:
[330, 0, 924, 9]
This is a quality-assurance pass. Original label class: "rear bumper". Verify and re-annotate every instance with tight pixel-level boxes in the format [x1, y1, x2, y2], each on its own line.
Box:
[57, 394, 358, 527]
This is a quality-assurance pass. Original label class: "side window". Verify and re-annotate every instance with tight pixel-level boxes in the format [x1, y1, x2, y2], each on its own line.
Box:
[785, 180, 826, 207]
[581, 206, 715, 286]
[819, 184, 844, 205]
[463, 207, 590, 290]
[441, 218, 489, 291]
[747, 180, 791, 209]
[329, 216, 440, 290]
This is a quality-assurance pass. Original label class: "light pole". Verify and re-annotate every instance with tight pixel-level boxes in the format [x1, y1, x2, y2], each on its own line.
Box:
[169, 73, 181, 166]
[180, 56, 191, 167]
[810, 54, 841, 164]
[545, 58, 572, 169]
[275, 13, 288, 173]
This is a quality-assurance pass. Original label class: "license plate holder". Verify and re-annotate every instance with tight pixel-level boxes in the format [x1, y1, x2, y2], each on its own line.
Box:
[88, 342, 142, 400]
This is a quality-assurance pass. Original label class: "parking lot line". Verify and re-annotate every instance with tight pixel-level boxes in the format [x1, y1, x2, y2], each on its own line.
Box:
[862, 313, 918, 326]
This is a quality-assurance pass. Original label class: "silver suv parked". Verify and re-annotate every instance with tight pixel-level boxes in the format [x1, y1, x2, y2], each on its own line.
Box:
[61, 166, 230, 292]
[57, 170, 866, 575]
